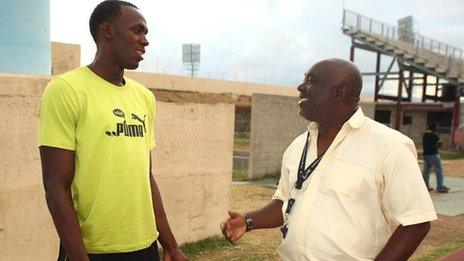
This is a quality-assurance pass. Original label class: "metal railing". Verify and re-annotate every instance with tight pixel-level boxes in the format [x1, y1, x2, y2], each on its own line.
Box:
[342, 10, 463, 78]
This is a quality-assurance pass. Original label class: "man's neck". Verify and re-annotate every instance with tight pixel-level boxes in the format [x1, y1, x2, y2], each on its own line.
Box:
[315, 109, 356, 155]
[317, 109, 355, 138]
[88, 52, 125, 86]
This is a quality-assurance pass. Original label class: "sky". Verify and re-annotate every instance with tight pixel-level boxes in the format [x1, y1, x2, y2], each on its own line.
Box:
[50, 0, 464, 96]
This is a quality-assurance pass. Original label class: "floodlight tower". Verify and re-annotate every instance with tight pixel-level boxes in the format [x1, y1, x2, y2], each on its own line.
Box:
[397, 16, 415, 44]
[182, 43, 201, 77]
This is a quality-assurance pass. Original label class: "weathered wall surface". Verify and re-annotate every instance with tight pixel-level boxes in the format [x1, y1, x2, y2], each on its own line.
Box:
[0, 74, 56, 260]
[126, 70, 299, 97]
[152, 102, 234, 243]
[249, 94, 308, 179]
[249, 94, 377, 179]
[51, 42, 80, 76]
[0, 73, 233, 260]
[376, 104, 453, 148]
[401, 111, 428, 144]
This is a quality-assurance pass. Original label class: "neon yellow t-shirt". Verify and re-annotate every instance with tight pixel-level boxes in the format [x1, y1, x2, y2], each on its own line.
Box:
[38, 66, 158, 253]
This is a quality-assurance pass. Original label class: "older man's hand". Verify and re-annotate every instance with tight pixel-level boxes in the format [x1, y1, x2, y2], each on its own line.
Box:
[220, 211, 247, 244]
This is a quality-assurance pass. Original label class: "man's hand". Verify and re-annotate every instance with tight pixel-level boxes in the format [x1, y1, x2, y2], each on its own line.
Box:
[220, 211, 247, 244]
[163, 248, 188, 261]
[220, 200, 283, 244]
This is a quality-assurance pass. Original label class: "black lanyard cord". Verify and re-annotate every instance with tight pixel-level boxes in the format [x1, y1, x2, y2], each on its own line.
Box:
[295, 132, 325, 189]
[281, 132, 325, 238]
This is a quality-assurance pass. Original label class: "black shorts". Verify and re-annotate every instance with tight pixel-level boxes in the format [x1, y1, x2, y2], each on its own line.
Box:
[57, 241, 160, 261]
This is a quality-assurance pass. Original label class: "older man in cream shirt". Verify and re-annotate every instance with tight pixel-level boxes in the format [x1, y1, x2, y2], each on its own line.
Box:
[221, 59, 436, 260]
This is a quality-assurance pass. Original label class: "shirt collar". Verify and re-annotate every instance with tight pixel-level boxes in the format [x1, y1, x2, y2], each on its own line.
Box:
[347, 107, 366, 129]
[307, 121, 318, 131]
[306, 107, 366, 131]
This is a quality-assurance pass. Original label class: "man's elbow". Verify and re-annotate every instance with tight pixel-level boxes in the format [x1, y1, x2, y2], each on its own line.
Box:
[43, 178, 59, 202]
[42, 176, 70, 202]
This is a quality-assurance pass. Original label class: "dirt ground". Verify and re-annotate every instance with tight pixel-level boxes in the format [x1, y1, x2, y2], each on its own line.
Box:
[196, 158, 464, 260]
[441, 158, 464, 178]
[412, 158, 464, 259]
[190, 185, 281, 261]
[212, 184, 464, 260]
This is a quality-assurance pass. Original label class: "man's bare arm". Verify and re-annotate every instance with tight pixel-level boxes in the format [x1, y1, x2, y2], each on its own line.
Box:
[375, 222, 431, 261]
[40, 146, 88, 261]
[149, 156, 187, 260]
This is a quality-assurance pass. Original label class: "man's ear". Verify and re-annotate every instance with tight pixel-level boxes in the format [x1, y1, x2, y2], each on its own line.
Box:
[351, 95, 360, 103]
[101, 21, 113, 40]
[331, 82, 345, 102]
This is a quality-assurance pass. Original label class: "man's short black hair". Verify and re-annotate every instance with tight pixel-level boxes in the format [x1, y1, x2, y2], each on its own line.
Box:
[89, 0, 138, 43]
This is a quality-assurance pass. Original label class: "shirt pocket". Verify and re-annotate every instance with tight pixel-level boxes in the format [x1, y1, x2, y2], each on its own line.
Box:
[322, 159, 367, 200]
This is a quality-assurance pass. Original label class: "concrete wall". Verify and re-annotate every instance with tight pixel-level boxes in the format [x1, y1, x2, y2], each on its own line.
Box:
[127, 71, 374, 104]
[51, 42, 80, 76]
[0, 73, 234, 260]
[401, 110, 427, 143]
[0, 74, 55, 260]
[249, 94, 307, 179]
[152, 102, 234, 243]
[375, 104, 453, 148]
[249, 93, 376, 179]
[126, 70, 299, 97]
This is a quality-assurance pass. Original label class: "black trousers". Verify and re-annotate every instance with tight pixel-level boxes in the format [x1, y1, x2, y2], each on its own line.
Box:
[57, 241, 160, 261]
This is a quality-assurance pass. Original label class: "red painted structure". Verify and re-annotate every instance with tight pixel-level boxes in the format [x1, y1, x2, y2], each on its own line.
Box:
[350, 47, 461, 146]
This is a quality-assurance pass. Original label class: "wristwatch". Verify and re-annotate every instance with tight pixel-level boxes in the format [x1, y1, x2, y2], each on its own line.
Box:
[244, 213, 254, 232]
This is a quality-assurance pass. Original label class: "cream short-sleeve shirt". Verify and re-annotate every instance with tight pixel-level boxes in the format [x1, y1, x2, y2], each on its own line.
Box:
[273, 108, 437, 261]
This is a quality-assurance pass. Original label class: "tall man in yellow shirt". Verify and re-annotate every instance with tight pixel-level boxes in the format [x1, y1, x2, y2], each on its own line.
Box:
[38, 1, 187, 260]
[221, 58, 436, 260]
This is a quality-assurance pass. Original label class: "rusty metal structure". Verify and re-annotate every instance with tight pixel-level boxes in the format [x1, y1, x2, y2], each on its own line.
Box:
[342, 10, 464, 145]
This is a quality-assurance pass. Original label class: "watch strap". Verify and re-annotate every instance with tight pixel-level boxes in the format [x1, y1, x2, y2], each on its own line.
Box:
[244, 213, 254, 232]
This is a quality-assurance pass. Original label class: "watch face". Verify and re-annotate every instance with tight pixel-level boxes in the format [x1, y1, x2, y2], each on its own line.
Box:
[245, 214, 254, 231]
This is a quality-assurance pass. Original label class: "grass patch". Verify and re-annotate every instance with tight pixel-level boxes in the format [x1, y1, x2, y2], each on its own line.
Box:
[180, 236, 230, 258]
[415, 234, 464, 261]
[234, 138, 250, 147]
[440, 150, 464, 160]
[233, 171, 280, 182]
[259, 172, 280, 180]
[417, 150, 464, 160]
[233, 169, 249, 181]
